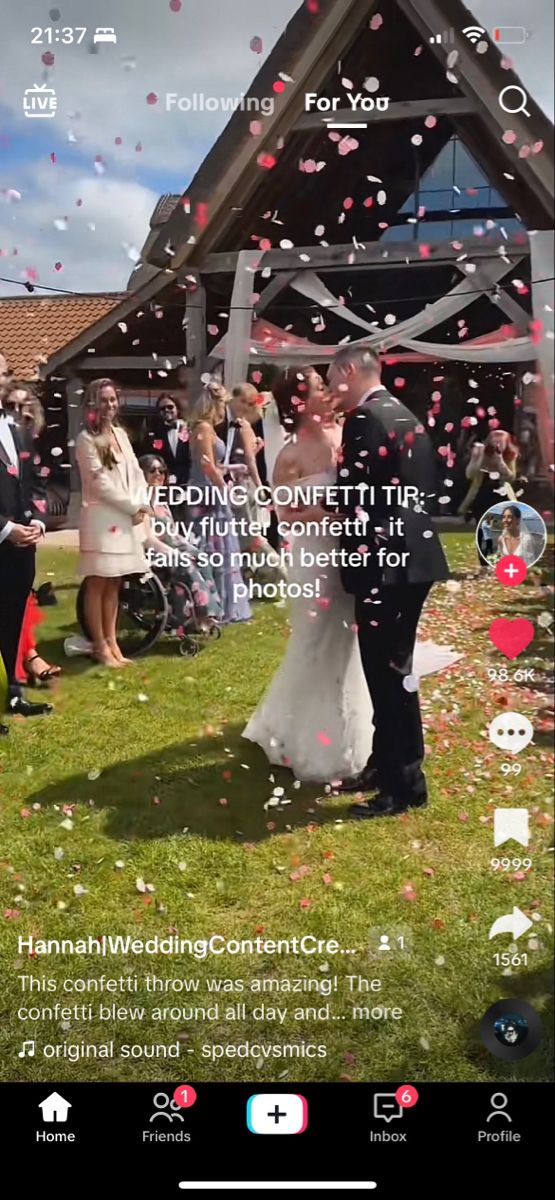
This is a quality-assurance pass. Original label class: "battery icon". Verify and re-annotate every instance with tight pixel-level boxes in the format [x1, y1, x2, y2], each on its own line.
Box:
[493, 26, 528, 44]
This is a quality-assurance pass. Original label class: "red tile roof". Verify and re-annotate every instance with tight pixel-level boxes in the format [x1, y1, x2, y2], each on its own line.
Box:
[0, 294, 123, 378]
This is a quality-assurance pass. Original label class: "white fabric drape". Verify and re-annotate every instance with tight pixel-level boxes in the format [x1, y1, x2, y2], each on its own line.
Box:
[290, 257, 525, 350]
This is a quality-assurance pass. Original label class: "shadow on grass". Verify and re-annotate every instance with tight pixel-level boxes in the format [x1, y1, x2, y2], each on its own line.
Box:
[27, 722, 349, 845]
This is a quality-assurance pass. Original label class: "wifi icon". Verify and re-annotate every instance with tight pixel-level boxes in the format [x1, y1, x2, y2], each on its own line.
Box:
[463, 25, 486, 43]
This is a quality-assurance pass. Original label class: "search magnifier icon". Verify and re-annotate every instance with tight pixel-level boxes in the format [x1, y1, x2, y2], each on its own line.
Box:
[499, 85, 531, 117]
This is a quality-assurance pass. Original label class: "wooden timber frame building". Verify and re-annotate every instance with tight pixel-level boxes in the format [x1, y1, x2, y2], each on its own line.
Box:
[37, 0, 554, 494]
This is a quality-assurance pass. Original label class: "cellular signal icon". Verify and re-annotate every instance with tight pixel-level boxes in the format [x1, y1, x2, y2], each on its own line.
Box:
[429, 29, 456, 44]
[463, 25, 486, 43]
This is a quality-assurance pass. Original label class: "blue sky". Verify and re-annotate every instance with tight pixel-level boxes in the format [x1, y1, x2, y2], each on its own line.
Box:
[0, 0, 552, 297]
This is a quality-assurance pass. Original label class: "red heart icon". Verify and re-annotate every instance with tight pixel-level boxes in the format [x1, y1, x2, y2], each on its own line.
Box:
[489, 618, 535, 659]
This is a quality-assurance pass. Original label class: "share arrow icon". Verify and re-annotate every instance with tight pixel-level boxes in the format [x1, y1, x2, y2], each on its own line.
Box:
[488, 907, 533, 941]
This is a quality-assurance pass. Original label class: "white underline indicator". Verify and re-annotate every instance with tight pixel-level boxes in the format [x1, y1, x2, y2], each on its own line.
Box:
[323, 121, 368, 129]
[178, 1185, 378, 1192]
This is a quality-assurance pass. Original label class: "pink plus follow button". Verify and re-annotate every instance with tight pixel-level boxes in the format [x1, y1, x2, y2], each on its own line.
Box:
[395, 1084, 419, 1108]
[495, 555, 527, 587]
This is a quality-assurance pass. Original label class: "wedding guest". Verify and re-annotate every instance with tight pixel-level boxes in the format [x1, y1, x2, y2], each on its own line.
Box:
[139, 454, 223, 627]
[217, 383, 284, 587]
[76, 378, 150, 667]
[0, 378, 52, 730]
[143, 393, 190, 488]
[188, 381, 251, 623]
[4, 385, 62, 686]
[459, 429, 519, 520]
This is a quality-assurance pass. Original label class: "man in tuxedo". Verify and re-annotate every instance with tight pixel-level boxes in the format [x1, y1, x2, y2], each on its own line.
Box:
[144, 393, 190, 490]
[0, 378, 52, 732]
[328, 346, 449, 818]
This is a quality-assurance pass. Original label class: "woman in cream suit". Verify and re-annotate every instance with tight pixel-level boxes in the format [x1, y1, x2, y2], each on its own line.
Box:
[76, 378, 149, 667]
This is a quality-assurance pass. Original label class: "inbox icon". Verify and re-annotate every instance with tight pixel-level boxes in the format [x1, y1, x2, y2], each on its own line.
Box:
[247, 1093, 308, 1135]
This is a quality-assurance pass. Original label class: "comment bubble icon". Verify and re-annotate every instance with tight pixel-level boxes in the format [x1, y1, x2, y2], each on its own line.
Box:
[488, 711, 533, 754]
[373, 1093, 403, 1123]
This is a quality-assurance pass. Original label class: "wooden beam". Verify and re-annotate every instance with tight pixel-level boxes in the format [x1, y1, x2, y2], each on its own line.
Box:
[147, 0, 378, 271]
[73, 355, 187, 371]
[184, 273, 207, 396]
[455, 261, 530, 333]
[254, 270, 298, 314]
[200, 234, 529, 275]
[293, 95, 476, 131]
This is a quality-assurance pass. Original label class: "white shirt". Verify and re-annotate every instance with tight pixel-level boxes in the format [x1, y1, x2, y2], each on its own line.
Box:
[0, 410, 18, 470]
[0, 411, 44, 544]
[0, 412, 17, 544]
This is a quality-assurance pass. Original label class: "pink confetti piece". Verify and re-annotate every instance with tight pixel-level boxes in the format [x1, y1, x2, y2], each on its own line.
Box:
[146, 92, 158, 105]
[318, 731, 332, 746]
[502, 130, 517, 145]
[424, 115, 437, 129]
[250, 36, 263, 54]
[42, 51, 55, 66]
[273, 80, 286, 94]
[370, 13, 383, 30]
[169, 0, 182, 10]
[249, 120, 262, 136]
[257, 152, 277, 170]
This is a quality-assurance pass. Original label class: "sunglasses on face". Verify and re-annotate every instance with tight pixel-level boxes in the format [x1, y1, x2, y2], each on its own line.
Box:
[148, 466, 166, 475]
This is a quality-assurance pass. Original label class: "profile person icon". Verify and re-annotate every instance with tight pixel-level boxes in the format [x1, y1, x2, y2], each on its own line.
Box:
[378, 935, 391, 952]
[149, 1092, 184, 1123]
[486, 1093, 512, 1123]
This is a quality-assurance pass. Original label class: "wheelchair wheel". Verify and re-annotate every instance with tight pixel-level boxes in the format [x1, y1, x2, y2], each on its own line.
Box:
[76, 574, 169, 658]
[178, 637, 199, 657]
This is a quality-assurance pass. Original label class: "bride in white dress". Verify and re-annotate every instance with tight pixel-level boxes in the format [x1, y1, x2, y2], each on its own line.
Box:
[243, 368, 460, 782]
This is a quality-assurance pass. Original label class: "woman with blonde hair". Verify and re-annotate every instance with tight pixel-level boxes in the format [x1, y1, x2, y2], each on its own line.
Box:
[188, 380, 251, 623]
[76, 378, 150, 666]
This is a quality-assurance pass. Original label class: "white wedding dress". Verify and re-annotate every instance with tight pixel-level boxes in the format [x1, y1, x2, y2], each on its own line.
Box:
[242, 471, 461, 782]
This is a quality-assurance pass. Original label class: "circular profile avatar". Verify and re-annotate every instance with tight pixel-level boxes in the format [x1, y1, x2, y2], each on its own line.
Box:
[493, 1012, 528, 1048]
[476, 501, 547, 569]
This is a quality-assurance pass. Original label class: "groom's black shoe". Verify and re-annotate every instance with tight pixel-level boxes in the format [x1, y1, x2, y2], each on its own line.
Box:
[338, 765, 381, 794]
[8, 696, 53, 718]
[349, 791, 428, 819]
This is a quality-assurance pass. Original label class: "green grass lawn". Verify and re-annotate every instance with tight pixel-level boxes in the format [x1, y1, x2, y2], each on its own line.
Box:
[0, 534, 553, 1083]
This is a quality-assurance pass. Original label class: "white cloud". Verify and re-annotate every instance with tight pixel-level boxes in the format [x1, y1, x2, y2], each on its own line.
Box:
[0, 164, 158, 293]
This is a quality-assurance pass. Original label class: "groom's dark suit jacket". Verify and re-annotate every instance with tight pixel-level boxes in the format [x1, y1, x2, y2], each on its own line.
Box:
[339, 388, 449, 594]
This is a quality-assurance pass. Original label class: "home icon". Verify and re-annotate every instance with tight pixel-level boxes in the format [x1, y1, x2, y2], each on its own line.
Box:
[39, 1092, 72, 1123]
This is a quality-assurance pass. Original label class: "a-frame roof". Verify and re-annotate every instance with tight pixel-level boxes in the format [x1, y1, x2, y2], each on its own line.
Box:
[42, 0, 553, 377]
[144, 0, 554, 271]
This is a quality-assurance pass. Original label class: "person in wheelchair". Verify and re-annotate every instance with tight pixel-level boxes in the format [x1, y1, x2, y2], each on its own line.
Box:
[139, 455, 223, 631]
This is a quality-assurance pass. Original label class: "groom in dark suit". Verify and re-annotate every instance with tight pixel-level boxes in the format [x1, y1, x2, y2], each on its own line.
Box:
[328, 346, 449, 818]
[0, 380, 52, 732]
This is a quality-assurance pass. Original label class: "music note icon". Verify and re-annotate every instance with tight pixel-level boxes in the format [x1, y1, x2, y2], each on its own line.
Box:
[18, 1040, 35, 1058]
